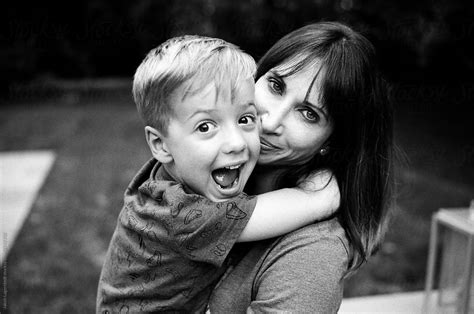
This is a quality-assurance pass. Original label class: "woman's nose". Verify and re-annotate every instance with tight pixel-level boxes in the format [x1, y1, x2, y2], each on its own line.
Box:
[260, 111, 284, 135]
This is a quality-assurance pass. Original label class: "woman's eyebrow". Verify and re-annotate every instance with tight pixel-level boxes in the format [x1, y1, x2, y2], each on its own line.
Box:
[303, 100, 329, 120]
[269, 70, 279, 76]
[268, 70, 287, 90]
[302, 66, 327, 119]
[269, 70, 284, 80]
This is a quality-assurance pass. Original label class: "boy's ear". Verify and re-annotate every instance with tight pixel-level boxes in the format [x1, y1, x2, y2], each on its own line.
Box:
[144, 126, 173, 164]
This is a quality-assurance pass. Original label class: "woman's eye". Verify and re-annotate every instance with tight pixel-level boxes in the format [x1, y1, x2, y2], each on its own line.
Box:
[197, 122, 213, 133]
[301, 109, 319, 122]
[268, 77, 283, 95]
[239, 115, 255, 125]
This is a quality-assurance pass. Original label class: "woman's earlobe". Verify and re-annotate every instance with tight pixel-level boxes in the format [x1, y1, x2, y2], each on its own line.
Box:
[319, 139, 332, 156]
[144, 126, 173, 163]
[319, 146, 330, 156]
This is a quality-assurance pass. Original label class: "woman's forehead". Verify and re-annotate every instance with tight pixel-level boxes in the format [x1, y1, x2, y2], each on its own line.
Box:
[276, 61, 325, 99]
[273, 53, 322, 77]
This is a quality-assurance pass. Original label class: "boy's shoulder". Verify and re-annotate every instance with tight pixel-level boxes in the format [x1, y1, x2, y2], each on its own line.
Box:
[132, 158, 167, 183]
[126, 158, 160, 190]
[126, 158, 190, 203]
[127, 158, 179, 193]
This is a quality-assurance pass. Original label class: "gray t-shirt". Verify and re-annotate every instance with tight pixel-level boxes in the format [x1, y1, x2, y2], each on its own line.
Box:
[97, 159, 256, 313]
[208, 217, 350, 313]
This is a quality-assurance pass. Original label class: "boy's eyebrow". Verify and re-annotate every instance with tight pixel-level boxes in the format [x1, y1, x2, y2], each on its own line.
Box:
[185, 101, 256, 121]
[243, 101, 256, 109]
[238, 101, 257, 113]
[185, 109, 217, 121]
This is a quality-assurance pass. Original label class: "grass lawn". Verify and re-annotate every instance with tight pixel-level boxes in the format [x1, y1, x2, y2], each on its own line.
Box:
[1, 92, 151, 312]
[1, 87, 473, 312]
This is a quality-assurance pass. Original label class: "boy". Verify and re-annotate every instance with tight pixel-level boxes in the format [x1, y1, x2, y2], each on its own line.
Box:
[97, 36, 339, 313]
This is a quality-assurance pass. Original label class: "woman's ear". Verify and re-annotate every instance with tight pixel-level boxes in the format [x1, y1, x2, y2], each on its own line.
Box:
[144, 126, 173, 164]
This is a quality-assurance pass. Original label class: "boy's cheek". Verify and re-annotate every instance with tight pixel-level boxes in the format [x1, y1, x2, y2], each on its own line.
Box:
[258, 117, 263, 133]
[247, 134, 260, 156]
[253, 131, 261, 153]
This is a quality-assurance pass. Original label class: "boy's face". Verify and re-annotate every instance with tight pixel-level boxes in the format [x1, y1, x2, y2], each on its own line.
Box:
[162, 78, 260, 202]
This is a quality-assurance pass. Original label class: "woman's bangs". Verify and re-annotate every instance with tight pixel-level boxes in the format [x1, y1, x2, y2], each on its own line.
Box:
[273, 52, 318, 78]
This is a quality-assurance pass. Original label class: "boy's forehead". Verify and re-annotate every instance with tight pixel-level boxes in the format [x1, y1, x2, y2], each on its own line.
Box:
[181, 78, 254, 103]
[180, 80, 219, 103]
[170, 79, 255, 120]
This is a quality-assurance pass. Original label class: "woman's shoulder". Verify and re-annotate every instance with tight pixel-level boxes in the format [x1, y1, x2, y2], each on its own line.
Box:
[245, 217, 351, 312]
[264, 217, 351, 264]
[278, 216, 348, 244]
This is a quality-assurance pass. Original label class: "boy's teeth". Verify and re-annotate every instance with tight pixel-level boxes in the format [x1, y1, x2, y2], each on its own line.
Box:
[226, 165, 240, 170]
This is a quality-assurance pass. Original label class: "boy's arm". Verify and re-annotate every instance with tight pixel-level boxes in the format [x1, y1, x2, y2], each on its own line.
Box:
[237, 170, 340, 242]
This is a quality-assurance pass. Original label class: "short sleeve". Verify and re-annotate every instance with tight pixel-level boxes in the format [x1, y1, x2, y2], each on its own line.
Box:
[249, 230, 349, 313]
[138, 179, 257, 266]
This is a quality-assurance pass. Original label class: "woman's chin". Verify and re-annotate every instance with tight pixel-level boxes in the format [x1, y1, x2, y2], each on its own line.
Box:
[258, 154, 310, 167]
[257, 156, 285, 166]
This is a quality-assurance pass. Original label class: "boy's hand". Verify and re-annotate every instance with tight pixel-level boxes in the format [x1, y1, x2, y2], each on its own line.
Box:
[297, 169, 340, 215]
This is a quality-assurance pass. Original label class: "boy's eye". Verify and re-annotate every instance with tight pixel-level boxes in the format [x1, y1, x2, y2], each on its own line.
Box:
[238, 115, 256, 125]
[197, 122, 214, 133]
[300, 108, 320, 122]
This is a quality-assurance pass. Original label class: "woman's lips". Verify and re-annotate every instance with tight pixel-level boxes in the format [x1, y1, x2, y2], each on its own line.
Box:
[260, 137, 281, 152]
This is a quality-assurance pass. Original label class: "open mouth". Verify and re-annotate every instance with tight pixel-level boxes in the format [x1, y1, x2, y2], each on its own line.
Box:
[211, 164, 242, 190]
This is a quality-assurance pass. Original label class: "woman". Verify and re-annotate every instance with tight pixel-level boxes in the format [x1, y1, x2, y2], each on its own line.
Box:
[208, 22, 394, 312]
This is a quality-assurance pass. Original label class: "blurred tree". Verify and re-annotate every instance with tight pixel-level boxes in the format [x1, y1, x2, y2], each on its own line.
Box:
[1, 0, 473, 96]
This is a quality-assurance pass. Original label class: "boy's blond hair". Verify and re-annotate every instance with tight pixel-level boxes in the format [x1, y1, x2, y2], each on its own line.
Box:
[133, 35, 256, 135]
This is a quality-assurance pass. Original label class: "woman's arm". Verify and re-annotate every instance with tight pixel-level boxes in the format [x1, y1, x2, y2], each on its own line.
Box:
[238, 170, 340, 242]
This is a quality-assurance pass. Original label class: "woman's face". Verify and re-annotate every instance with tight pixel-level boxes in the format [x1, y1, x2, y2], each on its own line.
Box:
[255, 62, 333, 166]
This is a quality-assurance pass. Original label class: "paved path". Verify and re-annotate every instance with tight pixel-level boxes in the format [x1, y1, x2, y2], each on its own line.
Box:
[0, 150, 56, 264]
[339, 290, 439, 313]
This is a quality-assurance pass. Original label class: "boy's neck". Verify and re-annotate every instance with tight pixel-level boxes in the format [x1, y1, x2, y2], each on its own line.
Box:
[158, 163, 179, 183]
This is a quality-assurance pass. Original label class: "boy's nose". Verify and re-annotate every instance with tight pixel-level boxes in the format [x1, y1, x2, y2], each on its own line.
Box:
[222, 128, 247, 154]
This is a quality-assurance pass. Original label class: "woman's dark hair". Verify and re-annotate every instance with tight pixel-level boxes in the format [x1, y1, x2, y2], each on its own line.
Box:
[255, 22, 394, 271]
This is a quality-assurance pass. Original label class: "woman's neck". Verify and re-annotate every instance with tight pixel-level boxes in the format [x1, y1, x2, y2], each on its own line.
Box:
[250, 165, 288, 194]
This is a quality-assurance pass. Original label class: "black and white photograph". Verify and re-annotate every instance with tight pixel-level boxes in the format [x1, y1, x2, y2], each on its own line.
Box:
[1, 0, 474, 313]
